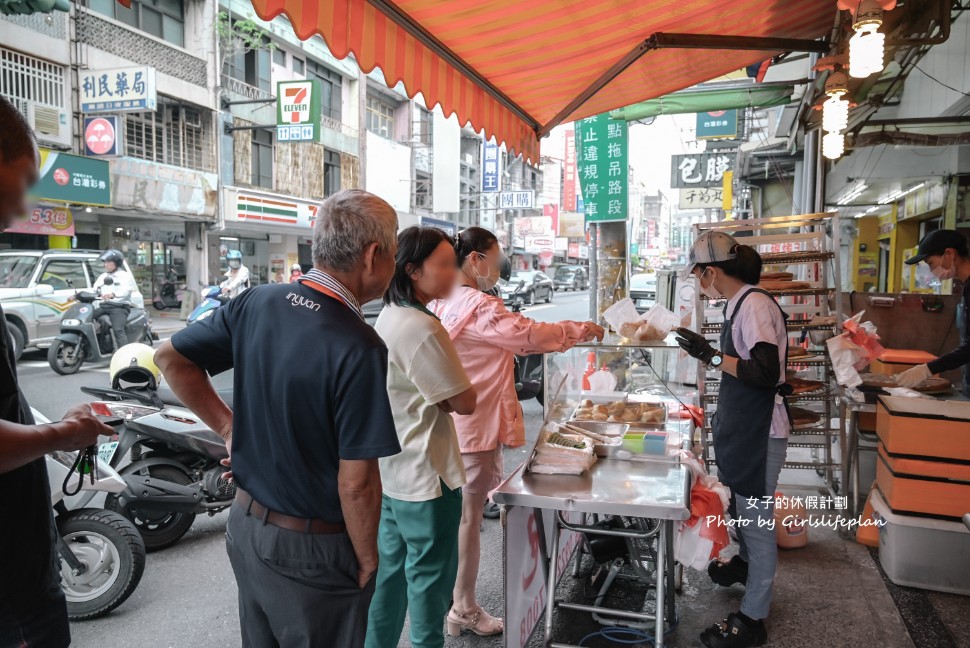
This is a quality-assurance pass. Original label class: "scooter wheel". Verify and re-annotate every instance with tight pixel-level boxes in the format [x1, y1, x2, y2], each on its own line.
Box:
[48, 340, 84, 375]
[57, 508, 146, 620]
[152, 301, 167, 311]
[106, 464, 196, 551]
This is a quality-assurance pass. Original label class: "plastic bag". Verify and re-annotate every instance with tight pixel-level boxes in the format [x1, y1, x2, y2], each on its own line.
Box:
[674, 451, 731, 570]
[603, 298, 679, 341]
[826, 311, 885, 389]
[603, 298, 641, 334]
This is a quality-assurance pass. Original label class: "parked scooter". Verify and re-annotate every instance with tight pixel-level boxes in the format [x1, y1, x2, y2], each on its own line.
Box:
[81, 375, 235, 551]
[152, 279, 184, 311]
[38, 407, 146, 620]
[186, 285, 226, 324]
[48, 281, 157, 375]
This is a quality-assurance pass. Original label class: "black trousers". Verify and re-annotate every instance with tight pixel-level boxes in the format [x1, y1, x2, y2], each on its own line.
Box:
[0, 588, 70, 648]
[93, 303, 128, 349]
[226, 502, 376, 648]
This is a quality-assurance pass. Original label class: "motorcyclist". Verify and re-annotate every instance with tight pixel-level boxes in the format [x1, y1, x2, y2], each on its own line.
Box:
[289, 263, 303, 283]
[220, 250, 250, 299]
[93, 249, 134, 349]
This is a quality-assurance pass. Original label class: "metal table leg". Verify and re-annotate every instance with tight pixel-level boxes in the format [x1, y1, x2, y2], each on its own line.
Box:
[544, 511, 560, 646]
[655, 521, 666, 646]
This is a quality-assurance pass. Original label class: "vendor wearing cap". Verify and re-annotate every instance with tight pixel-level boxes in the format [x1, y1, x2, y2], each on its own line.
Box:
[898, 229, 970, 395]
[675, 231, 791, 648]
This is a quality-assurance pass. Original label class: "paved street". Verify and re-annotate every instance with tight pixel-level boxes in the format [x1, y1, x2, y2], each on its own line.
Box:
[19, 291, 591, 648]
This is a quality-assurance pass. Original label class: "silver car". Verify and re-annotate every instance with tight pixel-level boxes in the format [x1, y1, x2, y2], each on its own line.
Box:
[0, 250, 143, 359]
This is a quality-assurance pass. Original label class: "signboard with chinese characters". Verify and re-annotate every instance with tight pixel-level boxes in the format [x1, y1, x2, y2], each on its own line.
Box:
[543, 203, 559, 235]
[421, 216, 457, 236]
[696, 109, 738, 140]
[276, 80, 321, 142]
[482, 140, 500, 192]
[514, 216, 554, 237]
[558, 212, 584, 238]
[678, 187, 724, 209]
[524, 236, 555, 254]
[563, 129, 577, 211]
[83, 116, 120, 157]
[30, 149, 110, 206]
[568, 242, 580, 258]
[671, 152, 734, 189]
[575, 113, 628, 223]
[500, 191, 534, 209]
[80, 66, 157, 113]
[113, 158, 217, 219]
[6, 205, 75, 236]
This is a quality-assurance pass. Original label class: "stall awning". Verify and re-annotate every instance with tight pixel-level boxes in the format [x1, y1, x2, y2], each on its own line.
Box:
[609, 84, 797, 122]
[250, 0, 833, 161]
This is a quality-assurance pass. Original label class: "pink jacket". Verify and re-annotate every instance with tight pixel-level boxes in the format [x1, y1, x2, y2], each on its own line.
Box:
[433, 286, 591, 452]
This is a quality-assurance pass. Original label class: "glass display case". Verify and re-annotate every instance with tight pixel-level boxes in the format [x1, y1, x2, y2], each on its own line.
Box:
[541, 335, 698, 454]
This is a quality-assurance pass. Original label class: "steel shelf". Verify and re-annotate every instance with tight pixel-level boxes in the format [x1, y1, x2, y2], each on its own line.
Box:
[761, 251, 834, 265]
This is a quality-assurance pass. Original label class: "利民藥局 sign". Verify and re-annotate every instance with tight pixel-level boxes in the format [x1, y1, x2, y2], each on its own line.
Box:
[80, 66, 157, 113]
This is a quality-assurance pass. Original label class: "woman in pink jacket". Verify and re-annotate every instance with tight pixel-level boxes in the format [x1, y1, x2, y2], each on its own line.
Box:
[434, 227, 603, 637]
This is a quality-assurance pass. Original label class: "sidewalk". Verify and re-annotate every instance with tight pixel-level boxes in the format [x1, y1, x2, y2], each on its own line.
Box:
[148, 308, 187, 336]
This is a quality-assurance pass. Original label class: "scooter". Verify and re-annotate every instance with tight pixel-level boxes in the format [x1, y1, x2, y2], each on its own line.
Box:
[508, 280, 545, 405]
[39, 408, 147, 620]
[186, 285, 226, 324]
[152, 280, 184, 311]
[81, 376, 236, 551]
[48, 280, 157, 375]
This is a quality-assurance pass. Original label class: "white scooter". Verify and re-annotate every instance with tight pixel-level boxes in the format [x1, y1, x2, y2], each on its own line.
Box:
[40, 407, 147, 620]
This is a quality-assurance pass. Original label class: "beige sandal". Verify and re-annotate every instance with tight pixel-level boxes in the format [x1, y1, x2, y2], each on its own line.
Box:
[446, 606, 504, 637]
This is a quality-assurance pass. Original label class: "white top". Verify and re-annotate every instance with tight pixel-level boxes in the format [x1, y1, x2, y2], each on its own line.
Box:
[725, 285, 791, 439]
[221, 265, 251, 298]
[375, 304, 471, 501]
[94, 270, 133, 306]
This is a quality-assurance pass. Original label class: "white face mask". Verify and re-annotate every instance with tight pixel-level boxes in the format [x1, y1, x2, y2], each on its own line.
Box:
[472, 253, 499, 292]
[931, 255, 955, 281]
[698, 267, 721, 299]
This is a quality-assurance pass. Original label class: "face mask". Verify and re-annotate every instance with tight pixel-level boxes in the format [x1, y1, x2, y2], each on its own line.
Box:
[472, 253, 499, 292]
[229, 260, 241, 269]
[931, 255, 955, 281]
[698, 267, 721, 299]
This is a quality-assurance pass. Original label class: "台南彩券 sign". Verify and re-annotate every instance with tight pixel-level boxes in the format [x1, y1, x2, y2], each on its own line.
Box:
[80, 66, 157, 113]
[695, 110, 738, 140]
[482, 140, 500, 192]
[679, 187, 724, 210]
[576, 113, 628, 223]
[671, 152, 733, 189]
[500, 191, 534, 209]
[276, 80, 321, 142]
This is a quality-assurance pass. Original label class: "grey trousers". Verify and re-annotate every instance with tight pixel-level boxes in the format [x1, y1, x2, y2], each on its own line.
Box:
[721, 437, 788, 620]
[226, 503, 376, 648]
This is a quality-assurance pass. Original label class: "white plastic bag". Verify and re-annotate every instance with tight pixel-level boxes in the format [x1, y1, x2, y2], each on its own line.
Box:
[826, 334, 865, 388]
[603, 298, 641, 334]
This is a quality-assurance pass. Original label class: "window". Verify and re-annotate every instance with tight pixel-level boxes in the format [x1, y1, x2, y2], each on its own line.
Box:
[125, 98, 213, 171]
[415, 108, 433, 145]
[306, 61, 341, 120]
[324, 150, 341, 196]
[252, 129, 273, 189]
[223, 28, 271, 93]
[292, 58, 305, 75]
[39, 260, 89, 291]
[0, 48, 67, 109]
[89, 0, 185, 47]
[366, 96, 396, 139]
[272, 48, 286, 66]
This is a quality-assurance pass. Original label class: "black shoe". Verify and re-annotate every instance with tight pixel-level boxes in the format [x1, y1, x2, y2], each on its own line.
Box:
[700, 612, 767, 648]
[708, 555, 748, 587]
[483, 501, 500, 520]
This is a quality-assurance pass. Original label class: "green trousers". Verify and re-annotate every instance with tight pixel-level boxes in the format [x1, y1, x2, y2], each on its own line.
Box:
[365, 484, 462, 648]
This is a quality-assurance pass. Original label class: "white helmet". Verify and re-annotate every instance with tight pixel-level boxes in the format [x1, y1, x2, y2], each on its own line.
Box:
[110, 343, 162, 390]
[291, 263, 302, 272]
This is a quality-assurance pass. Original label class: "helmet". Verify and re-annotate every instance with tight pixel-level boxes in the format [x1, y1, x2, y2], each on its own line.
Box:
[499, 255, 512, 282]
[109, 343, 161, 391]
[226, 250, 243, 261]
[100, 249, 125, 266]
[291, 263, 302, 272]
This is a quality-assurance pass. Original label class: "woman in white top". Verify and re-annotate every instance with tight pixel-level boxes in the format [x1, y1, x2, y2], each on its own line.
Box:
[366, 226, 477, 648]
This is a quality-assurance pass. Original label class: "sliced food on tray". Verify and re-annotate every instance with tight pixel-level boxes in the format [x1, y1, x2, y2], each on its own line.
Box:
[789, 406, 821, 427]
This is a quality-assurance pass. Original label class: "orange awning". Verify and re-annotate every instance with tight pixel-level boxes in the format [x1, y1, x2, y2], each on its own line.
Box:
[250, 0, 834, 161]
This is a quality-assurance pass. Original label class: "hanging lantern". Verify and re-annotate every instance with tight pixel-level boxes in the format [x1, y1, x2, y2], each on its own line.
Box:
[848, 0, 887, 78]
[823, 132, 845, 160]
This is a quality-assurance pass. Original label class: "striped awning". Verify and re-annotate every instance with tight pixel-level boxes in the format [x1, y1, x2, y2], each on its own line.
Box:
[249, 0, 835, 161]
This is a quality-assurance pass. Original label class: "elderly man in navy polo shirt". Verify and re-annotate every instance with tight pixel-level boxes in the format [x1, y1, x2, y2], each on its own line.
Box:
[156, 189, 402, 647]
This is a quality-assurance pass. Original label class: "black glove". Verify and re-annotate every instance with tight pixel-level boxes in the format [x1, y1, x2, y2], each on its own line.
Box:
[675, 327, 718, 364]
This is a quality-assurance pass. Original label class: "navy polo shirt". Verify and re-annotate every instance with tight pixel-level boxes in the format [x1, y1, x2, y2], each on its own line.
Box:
[171, 281, 401, 522]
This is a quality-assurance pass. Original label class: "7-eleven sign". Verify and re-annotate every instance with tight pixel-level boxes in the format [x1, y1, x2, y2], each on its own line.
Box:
[276, 80, 321, 142]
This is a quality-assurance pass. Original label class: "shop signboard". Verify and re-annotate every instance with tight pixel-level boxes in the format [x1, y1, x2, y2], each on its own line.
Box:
[482, 140, 500, 192]
[678, 187, 723, 210]
[543, 203, 559, 235]
[229, 189, 320, 230]
[5, 205, 75, 236]
[504, 506, 582, 648]
[670, 152, 733, 189]
[579, 244, 589, 259]
[501, 191, 534, 209]
[515, 216, 554, 237]
[696, 109, 738, 140]
[554, 237, 568, 253]
[80, 66, 157, 113]
[563, 129, 577, 211]
[524, 236, 554, 255]
[276, 80, 322, 142]
[558, 212, 585, 238]
[576, 113, 628, 223]
[902, 181, 947, 220]
[83, 116, 121, 157]
[112, 158, 217, 218]
[568, 242, 580, 258]
[421, 216, 457, 236]
[30, 149, 110, 206]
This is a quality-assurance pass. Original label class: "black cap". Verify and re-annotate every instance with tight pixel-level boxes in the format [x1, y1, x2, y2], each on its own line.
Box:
[905, 229, 968, 265]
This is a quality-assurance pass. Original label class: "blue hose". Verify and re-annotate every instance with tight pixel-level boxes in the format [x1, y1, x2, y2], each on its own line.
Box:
[578, 619, 679, 646]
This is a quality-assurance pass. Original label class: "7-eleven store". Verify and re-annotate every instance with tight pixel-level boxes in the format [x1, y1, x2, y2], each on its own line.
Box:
[215, 187, 319, 286]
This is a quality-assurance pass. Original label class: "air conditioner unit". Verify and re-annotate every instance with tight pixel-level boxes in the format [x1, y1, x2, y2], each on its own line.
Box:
[19, 99, 72, 147]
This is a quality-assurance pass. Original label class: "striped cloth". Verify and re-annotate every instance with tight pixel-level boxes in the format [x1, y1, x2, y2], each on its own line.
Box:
[299, 268, 364, 320]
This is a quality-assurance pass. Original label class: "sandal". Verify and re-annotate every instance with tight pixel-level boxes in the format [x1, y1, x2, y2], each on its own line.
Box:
[708, 555, 748, 587]
[700, 612, 767, 648]
[483, 501, 501, 520]
[446, 606, 504, 637]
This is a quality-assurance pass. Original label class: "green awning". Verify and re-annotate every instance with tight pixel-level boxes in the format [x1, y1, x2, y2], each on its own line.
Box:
[610, 85, 795, 121]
